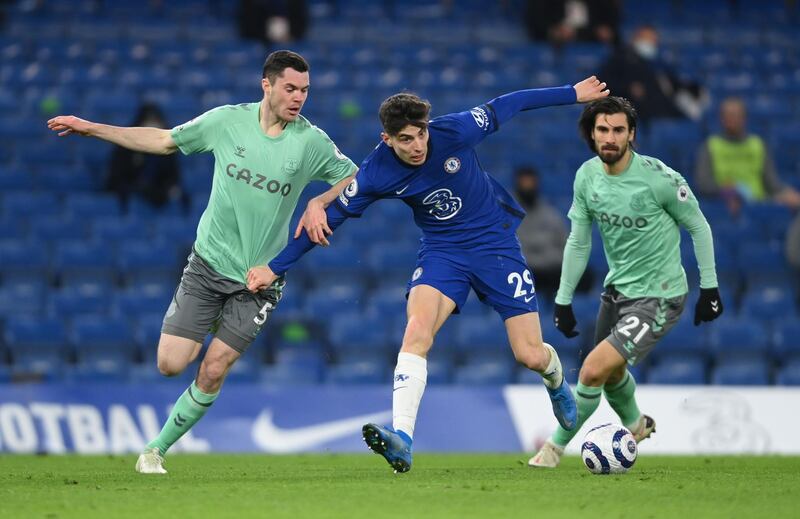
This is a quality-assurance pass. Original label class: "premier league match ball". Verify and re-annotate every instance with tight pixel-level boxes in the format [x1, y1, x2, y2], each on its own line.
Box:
[581, 423, 638, 475]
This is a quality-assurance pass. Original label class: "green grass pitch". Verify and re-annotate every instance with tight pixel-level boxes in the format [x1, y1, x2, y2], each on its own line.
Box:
[2, 454, 798, 518]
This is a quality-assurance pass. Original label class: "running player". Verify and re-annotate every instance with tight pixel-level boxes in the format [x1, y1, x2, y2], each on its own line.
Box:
[47, 50, 357, 473]
[248, 77, 611, 472]
[529, 96, 724, 468]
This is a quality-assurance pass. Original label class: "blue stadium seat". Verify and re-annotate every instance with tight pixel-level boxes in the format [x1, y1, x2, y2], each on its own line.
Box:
[4, 317, 65, 380]
[454, 314, 507, 354]
[0, 281, 46, 318]
[67, 315, 134, 381]
[113, 284, 172, 320]
[64, 192, 122, 219]
[153, 217, 196, 251]
[0, 192, 61, 218]
[647, 358, 707, 384]
[29, 215, 87, 242]
[739, 286, 795, 322]
[134, 313, 164, 364]
[328, 311, 392, 361]
[260, 363, 323, 385]
[325, 359, 387, 384]
[0, 166, 35, 191]
[54, 240, 117, 285]
[772, 321, 800, 362]
[117, 240, 181, 285]
[708, 320, 770, 360]
[48, 283, 112, 318]
[775, 360, 800, 386]
[711, 359, 770, 385]
[303, 284, 366, 317]
[426, 359, 452, 384]
[91, 215, 151, 243]
[453, 361, 514, 385]
[0, 240, 49, 284]
[367, 286, 407, 317]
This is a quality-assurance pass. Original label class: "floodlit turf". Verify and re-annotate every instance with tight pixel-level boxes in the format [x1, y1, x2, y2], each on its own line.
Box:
[1, 454, 798, 518]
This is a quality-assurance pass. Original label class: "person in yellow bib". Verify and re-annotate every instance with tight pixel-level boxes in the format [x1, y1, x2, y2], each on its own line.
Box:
[695, 96, 800, 214]
[48, 51, 357, 474]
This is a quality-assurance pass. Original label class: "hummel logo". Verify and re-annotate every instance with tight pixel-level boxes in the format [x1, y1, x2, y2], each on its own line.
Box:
[710, 300, 720, 313]
[395, 185, 410, 195]
[173, 413, 187, 427]
[235, 145, 246, 158]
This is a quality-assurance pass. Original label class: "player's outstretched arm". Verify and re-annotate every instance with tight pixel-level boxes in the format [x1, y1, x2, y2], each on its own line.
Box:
[573, 76, 611, 103]
[486, 78, 608, 128]
[295, 171, 356, 246]
[47, 115, 177, 155]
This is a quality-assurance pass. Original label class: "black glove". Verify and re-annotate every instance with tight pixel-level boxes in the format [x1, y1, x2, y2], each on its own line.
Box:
[694, 287, 724, 326]
[554, 303, 580, 338]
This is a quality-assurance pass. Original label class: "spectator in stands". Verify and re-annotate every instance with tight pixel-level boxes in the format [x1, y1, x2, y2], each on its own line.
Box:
[238, 0, 308, 44]
[695, 97, 800, 215]
[106, 102, 186, 211]
[524, 0, 620, 46]
[514, 166, 569, 302]
[600, 25, 707, 122]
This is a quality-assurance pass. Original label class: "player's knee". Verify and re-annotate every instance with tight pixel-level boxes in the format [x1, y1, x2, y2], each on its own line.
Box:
[579, 363, 607, 386]
[156, 357, 186, 377]
[513, 347, 548, 372]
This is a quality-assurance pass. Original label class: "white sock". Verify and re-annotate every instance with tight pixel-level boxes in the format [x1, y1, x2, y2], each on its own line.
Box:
[540, 343, 564, 389]
[392, 352, 427, 439]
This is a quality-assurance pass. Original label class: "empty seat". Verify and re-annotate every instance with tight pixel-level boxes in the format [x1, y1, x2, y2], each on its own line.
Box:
[647, 358, 706, 384]
[4, 316, 66, 380]
[711, 359, 770, 385]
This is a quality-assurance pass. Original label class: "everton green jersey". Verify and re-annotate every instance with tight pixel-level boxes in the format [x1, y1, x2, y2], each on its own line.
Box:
[562, 152, 717, 300]
[171, 102, 356, 283]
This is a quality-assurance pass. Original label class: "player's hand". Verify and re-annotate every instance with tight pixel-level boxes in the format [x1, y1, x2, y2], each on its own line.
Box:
[694, 287, 723, 326]
[47, 115, 94, 137]
[553, 303, 580, 338]
[573, 76, 610, 103]
[246, 266, 278, 293]
[295, 197, 332, 246]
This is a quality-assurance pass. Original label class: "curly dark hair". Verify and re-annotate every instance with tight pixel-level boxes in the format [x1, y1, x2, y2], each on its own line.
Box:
[578, 96, 638, 153]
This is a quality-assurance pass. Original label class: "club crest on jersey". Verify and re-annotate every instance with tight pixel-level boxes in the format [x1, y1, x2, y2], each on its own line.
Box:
[629, 192, 646, 211]
[444, 157, 461, 174]
[470, 106, 490, 130]
[282, 158, 299, 176]
[412, 267, 423, 281]
[677, 185, 690, 202]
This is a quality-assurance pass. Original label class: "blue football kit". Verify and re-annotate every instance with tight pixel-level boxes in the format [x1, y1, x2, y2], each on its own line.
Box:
[270, 86, 577, 320]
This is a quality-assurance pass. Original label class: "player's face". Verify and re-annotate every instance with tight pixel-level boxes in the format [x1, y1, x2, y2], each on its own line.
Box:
[263, 68, 310, 123]
[382, 124, 429, 166]
[592, 113, 634, 165]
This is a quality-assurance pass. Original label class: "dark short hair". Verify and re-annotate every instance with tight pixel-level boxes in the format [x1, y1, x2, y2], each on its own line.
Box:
[262, 50, 309, 83]
[578, 96, 638, 153]
[379, 93, 431, 136]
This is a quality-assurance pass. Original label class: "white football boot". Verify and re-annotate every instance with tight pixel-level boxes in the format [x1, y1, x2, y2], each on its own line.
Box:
[135, 447, 167, 474]
[528, 441, 564, 468]
[629, 414, 656, 443]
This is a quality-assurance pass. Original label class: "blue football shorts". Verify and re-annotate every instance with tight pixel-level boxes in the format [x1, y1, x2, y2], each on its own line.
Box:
[406, 239, 538, 320]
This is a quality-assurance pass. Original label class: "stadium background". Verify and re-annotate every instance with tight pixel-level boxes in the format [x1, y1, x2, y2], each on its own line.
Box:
[0, 0, 799, 455]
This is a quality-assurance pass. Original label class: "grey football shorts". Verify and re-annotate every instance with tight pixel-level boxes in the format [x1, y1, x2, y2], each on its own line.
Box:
[594, 286, 687, 366]
[161, 249, 285, 353]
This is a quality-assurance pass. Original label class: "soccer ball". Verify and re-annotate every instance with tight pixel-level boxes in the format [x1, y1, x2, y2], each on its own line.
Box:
[581, 423, 637, 475]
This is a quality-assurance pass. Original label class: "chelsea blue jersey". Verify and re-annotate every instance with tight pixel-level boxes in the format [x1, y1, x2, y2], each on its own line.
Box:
[334, 105, 526, 249]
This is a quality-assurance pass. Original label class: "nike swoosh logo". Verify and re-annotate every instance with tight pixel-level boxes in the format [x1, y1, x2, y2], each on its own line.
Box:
[395, 185, 410, 195]
[524, 295, 535, 303]
[251, 409, 392, 453]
